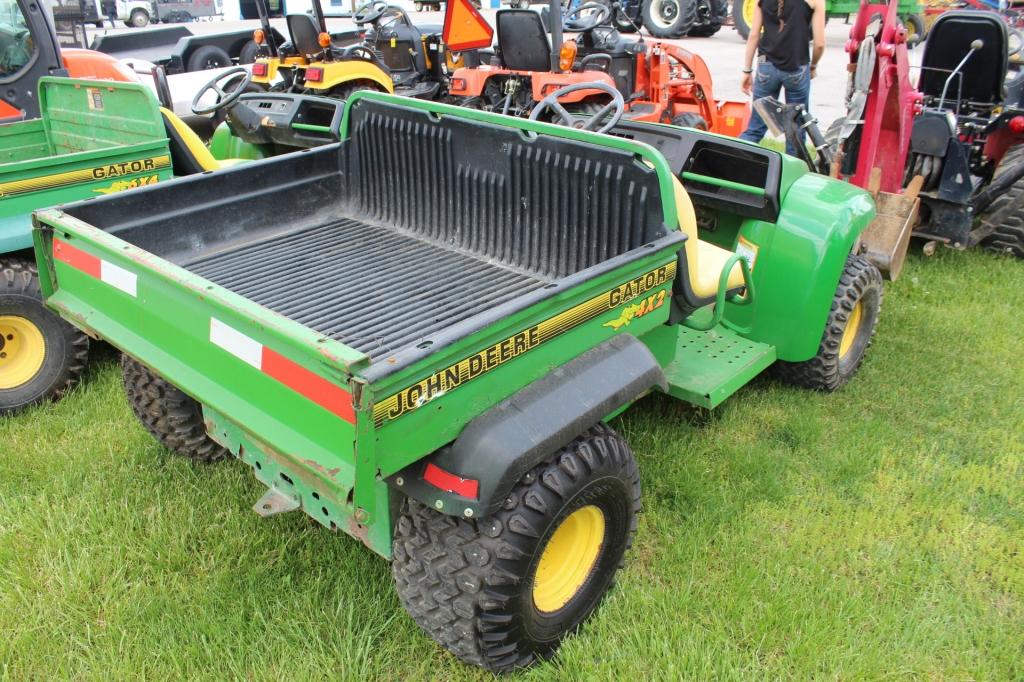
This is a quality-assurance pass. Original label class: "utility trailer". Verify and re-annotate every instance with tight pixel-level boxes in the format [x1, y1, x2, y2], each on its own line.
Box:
[89, 25, 287, 73]
[32, 92, 880, 671]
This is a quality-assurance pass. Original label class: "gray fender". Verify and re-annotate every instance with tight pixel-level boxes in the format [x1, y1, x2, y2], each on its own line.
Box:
[389, 334, 666, 518]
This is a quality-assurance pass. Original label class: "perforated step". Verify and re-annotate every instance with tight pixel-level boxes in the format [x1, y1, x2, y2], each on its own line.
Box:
[662, 325, 776, 408]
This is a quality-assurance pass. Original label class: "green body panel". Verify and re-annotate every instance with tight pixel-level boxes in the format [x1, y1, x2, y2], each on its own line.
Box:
[208, 122, 272, 161]
[0, 118, 48, 164]
[1, 78, 175, 255]
[827, 0, 919, 15]
[33, 91, 876, 559]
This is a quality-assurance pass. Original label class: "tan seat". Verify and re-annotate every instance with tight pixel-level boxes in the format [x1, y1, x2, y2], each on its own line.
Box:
[671, 175, 746, 299]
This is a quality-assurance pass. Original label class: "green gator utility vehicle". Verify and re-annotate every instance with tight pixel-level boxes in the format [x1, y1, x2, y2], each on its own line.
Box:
[32, 92, 881, 670]
[1, 73, 350, 414]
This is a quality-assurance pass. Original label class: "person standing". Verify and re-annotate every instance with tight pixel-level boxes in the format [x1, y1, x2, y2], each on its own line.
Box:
[102, 0, 118, 28]
[739, 0, 826, 155]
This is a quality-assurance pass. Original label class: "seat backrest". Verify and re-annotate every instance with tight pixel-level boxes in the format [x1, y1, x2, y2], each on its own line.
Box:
[287, 13, 322, 57]
[160, 108, 218, 175]
[919, 11, 1007, 105]
[496, 9, 551, 72]
[345, 97, 671, 279]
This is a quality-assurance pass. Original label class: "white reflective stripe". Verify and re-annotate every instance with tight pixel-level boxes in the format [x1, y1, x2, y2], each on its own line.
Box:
[99, 260, 137, 297]
[209, 318, 263, 369]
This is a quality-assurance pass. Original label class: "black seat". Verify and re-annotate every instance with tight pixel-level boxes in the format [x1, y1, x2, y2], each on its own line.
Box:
[287, 13, 323, 57]
[496, 10, 550, 72]
[919, 11, 1007, 105]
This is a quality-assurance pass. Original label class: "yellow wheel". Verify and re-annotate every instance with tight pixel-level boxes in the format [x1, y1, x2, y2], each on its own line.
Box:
[732, 0, 756, 39]
[0, 315, 46, 390]
[1, 258, 89, 415]
[393, 424, 640, 672]
[533, 505, 606, 613]
[837, 300, 863, 360]
[773, 255, 882, 392]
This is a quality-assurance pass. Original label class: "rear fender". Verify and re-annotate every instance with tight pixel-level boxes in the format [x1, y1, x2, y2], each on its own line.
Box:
[387, 334, 666, 518]
[307, 61, 394, 93]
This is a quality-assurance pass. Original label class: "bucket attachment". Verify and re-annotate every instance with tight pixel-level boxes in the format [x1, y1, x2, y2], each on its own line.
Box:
[859, 173, 923, 281]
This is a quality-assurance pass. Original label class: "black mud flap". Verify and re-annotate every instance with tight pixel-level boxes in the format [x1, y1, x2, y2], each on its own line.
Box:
[388, 334, 666, 518]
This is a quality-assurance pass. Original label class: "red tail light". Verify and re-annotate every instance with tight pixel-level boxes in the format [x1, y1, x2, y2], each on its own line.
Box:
[251, 62, 268, 77]
[305, 67, 324, 83]
[423, 463, 479, 499]
[450, 77, 467, 91]
[1009, 115, 1024, 134]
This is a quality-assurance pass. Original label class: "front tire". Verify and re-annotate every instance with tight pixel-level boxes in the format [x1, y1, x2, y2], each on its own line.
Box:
[392, 424, 641, 672]
[121, 355, 228, 462]
[773, 254, 882, 391]
[1, 258, 89, 415]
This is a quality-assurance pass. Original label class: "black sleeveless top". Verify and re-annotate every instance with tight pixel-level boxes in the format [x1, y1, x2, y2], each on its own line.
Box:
[758, 0, 813, 72]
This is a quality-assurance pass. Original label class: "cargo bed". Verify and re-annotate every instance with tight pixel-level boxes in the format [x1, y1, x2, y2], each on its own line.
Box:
[180, 217, 549, 360]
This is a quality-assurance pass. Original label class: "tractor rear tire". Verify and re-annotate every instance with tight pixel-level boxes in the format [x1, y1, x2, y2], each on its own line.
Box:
[642, 0, 696, 38]
[121, 355, 228, 462]
[238, 40, 261, 64]
[980, 143, 1024, 258]
[392, 424, 641, 672]
[732, 0, 754, 39]
[689, 0, 726, 37]
[327, 82, 380, 101]
[773, 254, 882, 392]
[1, 257, 89, 415]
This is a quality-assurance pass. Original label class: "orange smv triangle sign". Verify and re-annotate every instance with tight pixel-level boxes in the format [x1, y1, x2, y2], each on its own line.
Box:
[443, 0, 494, 52]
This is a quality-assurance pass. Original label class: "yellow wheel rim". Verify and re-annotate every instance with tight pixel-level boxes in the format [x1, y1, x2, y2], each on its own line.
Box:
[533, 505, 606, 613]
[0, 315, 47, 390]
[742, 0, 756, 27]
[838, 301, 863, 360]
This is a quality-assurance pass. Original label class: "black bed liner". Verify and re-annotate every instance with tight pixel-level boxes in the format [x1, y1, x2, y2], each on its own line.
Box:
[183, 217, 548, 360]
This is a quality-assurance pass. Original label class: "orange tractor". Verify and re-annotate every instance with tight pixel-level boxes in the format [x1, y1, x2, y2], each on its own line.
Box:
[446, 2, 748, 134]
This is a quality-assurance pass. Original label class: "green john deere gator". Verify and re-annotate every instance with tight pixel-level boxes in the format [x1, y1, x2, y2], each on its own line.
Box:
[32, 91, 882, 670]
[1, 72, 352, 414]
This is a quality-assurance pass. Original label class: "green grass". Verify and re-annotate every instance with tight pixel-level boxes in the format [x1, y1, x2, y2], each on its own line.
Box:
[2, 249, 1022, 680]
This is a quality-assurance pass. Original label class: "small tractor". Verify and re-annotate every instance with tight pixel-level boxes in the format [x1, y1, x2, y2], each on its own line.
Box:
[447, 1, 749, 134]
[756, 0, 1024, 275]
[249, 0, 475, 100]
[603, 0, 730, 38]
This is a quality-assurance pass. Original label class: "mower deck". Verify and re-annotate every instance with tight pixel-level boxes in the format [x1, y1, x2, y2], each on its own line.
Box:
[182, 217, 550, 360]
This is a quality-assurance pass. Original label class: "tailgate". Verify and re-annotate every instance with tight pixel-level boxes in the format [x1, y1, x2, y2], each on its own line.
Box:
[33, 209, 370, 499]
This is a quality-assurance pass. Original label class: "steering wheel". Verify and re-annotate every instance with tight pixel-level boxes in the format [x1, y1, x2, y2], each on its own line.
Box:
[528, 81, 624, 134]
[190, 66, 252, 116]
[339, 44, 377, 61]
[353, 0, 387, 24]
[563, 1, 612, 32]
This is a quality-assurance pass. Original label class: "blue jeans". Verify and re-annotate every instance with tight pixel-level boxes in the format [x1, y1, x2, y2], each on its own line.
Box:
[740, 60, 811, 156]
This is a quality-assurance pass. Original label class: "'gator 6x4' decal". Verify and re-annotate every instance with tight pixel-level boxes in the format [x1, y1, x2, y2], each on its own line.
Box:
[0, 155, 170, 199]
[373, 261, 677, 426]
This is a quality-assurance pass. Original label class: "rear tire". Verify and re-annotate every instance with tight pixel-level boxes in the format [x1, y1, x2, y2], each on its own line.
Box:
[392, 424, 641, 672]
[980, 143, 1024, 258]
[238, 40, 261, 64]
[901, 13, 925, 46]
[1, 258, 89, 415]
[187, 45, 232, 72]
[773, 254, 882, 391]
[732, 0, 754, 39]
[641, 0, 696, 37]
[121, 355, 228, 462]
[327, 82, 381, 101]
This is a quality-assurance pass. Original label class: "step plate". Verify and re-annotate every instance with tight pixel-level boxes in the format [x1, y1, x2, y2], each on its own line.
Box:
[663, 326, 777, 409]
